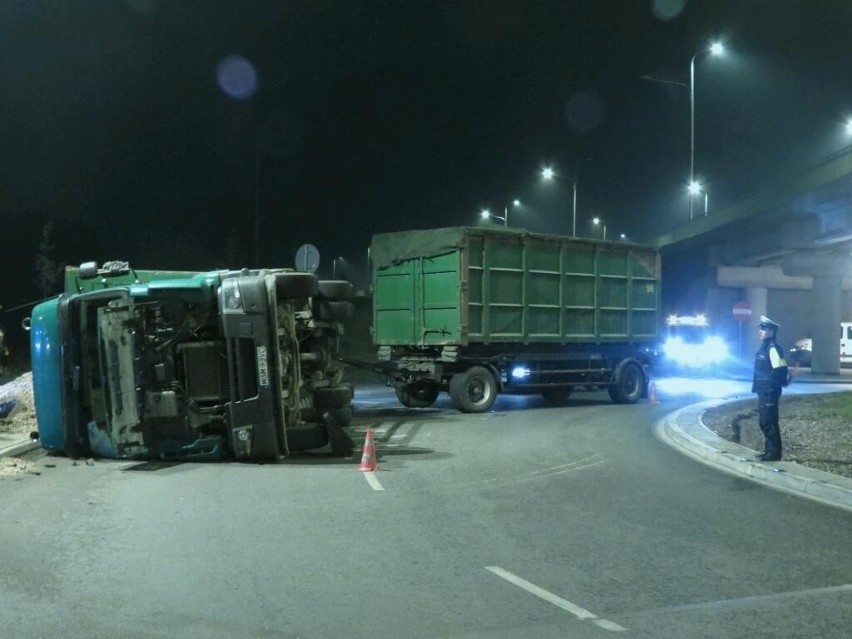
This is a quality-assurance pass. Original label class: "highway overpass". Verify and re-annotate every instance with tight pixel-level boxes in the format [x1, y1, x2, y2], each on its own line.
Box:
[655, 146, 852, 374]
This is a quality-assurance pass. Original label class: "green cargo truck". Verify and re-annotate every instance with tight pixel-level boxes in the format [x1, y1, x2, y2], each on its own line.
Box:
[371, 226, 660, 412]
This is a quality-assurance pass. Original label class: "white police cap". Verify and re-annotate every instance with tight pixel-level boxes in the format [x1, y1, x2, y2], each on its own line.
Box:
[759, 315, 780, 329]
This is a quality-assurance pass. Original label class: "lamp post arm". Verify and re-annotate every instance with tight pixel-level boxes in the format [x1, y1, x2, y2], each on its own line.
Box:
[639, 75, 689, 90]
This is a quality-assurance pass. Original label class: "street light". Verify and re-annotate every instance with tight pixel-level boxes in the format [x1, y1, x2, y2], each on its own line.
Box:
[541, 159, 590, 237]
[689, 40, 725, 220]
[592, 217, 607, 240]
[687, 181, 709, 215]
[480, 199, 520, 226]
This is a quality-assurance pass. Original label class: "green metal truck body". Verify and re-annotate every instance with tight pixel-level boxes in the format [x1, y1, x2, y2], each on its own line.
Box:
[371, 226, 660, 412]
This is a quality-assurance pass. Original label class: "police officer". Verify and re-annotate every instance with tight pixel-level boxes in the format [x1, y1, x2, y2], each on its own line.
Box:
[752, 315, 790, 461]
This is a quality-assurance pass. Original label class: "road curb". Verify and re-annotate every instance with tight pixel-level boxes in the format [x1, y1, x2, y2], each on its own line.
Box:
[0, 439, 40, 459]
[655, 400, 852, 514]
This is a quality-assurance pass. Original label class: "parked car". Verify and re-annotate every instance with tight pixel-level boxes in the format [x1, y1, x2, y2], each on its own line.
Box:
[787, 322, 852, 368]
[787, 337, 812, 367]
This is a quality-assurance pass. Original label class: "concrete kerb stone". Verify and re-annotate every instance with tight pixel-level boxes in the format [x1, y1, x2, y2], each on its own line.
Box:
[0, 439, 40, 459]
[655, 400, 852, 514]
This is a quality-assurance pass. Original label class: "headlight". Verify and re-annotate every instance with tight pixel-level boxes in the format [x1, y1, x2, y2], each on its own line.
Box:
[221, 279, 244, 310]
[511, 366, 530, 379]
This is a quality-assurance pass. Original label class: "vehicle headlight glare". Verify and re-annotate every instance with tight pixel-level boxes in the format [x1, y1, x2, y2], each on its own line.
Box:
[512, 366, 530, 379]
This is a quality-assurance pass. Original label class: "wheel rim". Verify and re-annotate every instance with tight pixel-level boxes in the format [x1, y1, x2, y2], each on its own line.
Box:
[623, 366, 641, 396]
[467, 374, 491, 405]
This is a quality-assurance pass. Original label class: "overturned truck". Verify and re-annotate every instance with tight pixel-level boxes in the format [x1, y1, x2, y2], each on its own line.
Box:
[371, 227, 661, 412]
[28, 262, 355, 461]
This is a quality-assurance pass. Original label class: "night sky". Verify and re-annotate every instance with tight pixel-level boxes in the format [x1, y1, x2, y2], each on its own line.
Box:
[2, 1, 852, 323]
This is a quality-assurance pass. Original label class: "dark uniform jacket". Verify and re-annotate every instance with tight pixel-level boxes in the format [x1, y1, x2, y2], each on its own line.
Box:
[752, 338, 789, 394]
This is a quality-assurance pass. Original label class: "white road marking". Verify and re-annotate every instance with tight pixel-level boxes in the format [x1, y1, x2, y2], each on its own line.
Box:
[654, 583, 852, 614]
[486, 566, 626, 632]
[363, 472, 384, 491]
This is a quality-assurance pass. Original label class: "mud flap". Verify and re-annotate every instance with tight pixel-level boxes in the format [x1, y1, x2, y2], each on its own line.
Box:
[324, 411, 355, 457]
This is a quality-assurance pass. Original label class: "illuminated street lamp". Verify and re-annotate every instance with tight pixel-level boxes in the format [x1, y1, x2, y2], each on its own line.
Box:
[480, 199, 520, 226]
[846, 119, 852, 135]
[541, 159, 590, 238]
[688, 181, 709, 215]
[592, 217, 607, 240]
[689, 40, 725, 220]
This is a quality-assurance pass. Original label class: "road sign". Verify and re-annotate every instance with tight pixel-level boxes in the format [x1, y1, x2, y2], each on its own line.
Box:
[295, 244, 320, 274]
[733, 301, 751, 322]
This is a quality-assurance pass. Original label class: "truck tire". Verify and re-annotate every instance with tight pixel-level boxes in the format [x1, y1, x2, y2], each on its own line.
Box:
[394, 381, 439, 408]
[314, 300, 355, 321]
[275, 272, 319, 298]
[317, 280, 353, 299]
[608, 360, 645, 404]
[449, 366, 498, 413]
[541, 388, 573, 405]
[313, 384, 354, 409]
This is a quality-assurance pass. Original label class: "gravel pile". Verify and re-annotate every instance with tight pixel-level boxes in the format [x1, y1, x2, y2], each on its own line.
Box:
[0, 371, 37, 437]
[701, 394, 852, 479]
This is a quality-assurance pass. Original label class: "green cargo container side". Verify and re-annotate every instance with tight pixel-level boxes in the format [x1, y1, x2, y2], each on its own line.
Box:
[372, 227, 660, 347]
[373, 250, 464, 346]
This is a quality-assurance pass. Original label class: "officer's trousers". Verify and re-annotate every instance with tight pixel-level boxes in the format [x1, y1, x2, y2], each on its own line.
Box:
[757, 390, 782, 459]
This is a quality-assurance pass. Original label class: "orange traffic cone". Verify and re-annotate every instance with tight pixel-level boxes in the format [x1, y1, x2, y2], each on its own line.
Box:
[358, 428, 378, 472]
[648, 382, 659, 405]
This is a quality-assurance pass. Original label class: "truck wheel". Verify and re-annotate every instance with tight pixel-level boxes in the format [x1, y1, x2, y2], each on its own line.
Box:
[317, 280, 353, 299]
[313, 384, 354, 408]
[314, 300, 355, 321]
[541, 388, 572, 405]
[394, 381, 439, 408]
[275, 272, 319, 298]
[449, 366, 497, 413]
[608, 360, 644, 404]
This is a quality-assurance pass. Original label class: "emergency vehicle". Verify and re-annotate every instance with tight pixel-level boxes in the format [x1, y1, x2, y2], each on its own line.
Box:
[660, 314, 728, 368]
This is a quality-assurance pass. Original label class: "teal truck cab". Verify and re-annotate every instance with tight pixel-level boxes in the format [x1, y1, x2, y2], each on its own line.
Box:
[29, 261, 355, 461]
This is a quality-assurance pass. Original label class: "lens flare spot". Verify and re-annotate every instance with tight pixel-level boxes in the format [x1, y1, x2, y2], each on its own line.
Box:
[652, 0, 686, 21]
[216, 55, 259, 100]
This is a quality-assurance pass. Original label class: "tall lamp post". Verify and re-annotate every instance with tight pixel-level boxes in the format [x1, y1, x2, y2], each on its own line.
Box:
[592, 217, 607, 240]
[687, 181, 709, 215]
[480, 199, 520, 226]
[689, 41, 724, 221]
[541, 158, 590, 238]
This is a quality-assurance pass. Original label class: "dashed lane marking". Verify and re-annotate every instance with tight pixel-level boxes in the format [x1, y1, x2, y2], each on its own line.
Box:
[363, 472, 384, 491]
[646, 583, 852, 615]
[486, 566, 626, 632]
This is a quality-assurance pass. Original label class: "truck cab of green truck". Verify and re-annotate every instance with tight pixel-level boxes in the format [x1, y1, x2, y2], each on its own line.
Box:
[29, 261, 355, 461]
[371, 227, 660, 412]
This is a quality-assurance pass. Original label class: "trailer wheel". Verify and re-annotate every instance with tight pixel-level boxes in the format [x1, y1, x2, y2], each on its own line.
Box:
[449, 366, 498, 413]
[275, 272, 319, 298]
[608, 360, 644, 404]
[541, 388, 573, 405]
[394, 381, 439, 408]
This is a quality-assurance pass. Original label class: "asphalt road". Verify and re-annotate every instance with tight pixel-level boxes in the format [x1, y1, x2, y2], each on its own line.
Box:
[1, 380, 851, 638]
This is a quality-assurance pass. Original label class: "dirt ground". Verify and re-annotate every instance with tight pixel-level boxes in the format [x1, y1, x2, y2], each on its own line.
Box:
[701, 394, 852, 479]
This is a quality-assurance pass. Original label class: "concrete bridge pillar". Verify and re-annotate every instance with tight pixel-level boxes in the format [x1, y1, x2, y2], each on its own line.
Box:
[782, 254, 852, 374]
[810, 275, 842, 374]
